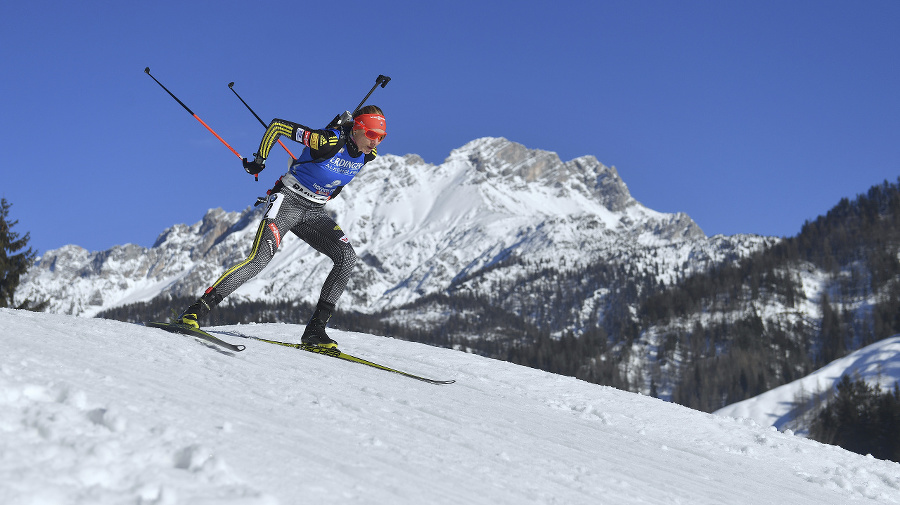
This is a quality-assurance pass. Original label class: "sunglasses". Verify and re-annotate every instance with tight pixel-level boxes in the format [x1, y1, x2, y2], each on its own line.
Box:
[363, 126, 387, 140]
[354, 116, 386, 141]
[357, 125, 386, 141]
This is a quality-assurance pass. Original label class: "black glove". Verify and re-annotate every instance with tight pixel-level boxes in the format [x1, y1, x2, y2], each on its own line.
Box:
[242, 154, 265, 175]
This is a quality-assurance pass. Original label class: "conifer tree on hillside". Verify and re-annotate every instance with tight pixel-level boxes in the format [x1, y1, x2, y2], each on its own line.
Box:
[0, 198, 47, 310]
[809, 375, 900, 462]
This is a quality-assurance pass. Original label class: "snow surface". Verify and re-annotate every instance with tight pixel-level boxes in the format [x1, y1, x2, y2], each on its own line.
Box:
[716, 336, 900, 434]
[2, 308, 900, 504]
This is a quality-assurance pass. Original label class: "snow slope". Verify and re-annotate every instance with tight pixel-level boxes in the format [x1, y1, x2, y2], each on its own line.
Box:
[715, 336, 900, 434]
[2, 308, 899, 504]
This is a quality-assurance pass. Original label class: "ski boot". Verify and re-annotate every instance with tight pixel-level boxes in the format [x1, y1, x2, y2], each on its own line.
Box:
[301, 301, 338, 348]
[175, 311, 201, 330]
[175, 289, 222, 330]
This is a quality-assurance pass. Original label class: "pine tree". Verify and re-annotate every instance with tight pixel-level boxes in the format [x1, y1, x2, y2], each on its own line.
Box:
[818, 293, 845, 366]
[0, 198, 46, 310]
[809, 375, 900, 462]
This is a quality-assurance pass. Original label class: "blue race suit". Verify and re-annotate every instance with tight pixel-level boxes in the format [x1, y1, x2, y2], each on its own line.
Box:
[287, 129, 366, 201]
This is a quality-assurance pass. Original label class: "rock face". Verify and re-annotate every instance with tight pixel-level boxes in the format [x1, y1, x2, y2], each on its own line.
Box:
[17, 137, 773, 319]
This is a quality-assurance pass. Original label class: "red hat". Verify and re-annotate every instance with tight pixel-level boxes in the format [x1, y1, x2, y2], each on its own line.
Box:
[353, 114, 386, 137]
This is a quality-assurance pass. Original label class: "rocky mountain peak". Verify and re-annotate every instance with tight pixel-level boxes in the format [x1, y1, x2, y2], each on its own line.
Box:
[446, 137, 635, 212]
[17, 137, 768, 318]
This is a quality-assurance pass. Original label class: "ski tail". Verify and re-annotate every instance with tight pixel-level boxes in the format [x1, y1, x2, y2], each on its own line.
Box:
[145, 321, 246, 352]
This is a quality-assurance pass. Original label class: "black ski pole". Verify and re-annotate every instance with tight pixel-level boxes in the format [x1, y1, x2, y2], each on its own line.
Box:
[228, 82, 297, 160]
[144, 67, 246, 165]
[327, 75, 392, 129]
[352, 75, 391, 114]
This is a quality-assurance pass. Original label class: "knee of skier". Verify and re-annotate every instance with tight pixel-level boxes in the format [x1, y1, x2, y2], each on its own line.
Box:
[341, 243, 357, 271]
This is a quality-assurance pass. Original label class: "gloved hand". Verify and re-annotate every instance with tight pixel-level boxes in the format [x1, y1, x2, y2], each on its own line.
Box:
[242, 154, 265, 175]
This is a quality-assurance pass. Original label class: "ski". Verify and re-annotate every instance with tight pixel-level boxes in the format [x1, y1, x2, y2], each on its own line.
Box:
[145, 321, 246, 352]
[230, 333, 454, 385]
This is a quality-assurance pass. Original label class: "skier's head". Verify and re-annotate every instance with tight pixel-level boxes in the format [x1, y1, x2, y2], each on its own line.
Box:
[351, 105, 385, 154]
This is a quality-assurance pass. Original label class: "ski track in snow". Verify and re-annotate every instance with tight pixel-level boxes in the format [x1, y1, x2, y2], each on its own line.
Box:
[2, 308, 900, 504]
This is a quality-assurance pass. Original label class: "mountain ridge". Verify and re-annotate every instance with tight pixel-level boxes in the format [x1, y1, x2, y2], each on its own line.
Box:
[17, 136, 771, 319]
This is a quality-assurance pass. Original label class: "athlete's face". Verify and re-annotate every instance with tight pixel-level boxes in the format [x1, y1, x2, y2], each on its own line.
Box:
[351, 125, 384, 154]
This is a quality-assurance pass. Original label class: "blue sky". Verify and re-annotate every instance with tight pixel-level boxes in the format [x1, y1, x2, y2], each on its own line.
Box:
[2, 0, 898, 255]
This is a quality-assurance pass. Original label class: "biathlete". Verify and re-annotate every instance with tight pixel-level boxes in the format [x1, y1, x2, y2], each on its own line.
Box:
[174, 106, 387, 348]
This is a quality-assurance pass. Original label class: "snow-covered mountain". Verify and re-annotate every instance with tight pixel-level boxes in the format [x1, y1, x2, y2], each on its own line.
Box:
[3, 307, 899, 504]
[16, 137, 774, 320]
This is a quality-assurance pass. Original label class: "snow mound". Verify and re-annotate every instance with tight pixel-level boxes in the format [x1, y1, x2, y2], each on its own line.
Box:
[716, 336, 900, 433]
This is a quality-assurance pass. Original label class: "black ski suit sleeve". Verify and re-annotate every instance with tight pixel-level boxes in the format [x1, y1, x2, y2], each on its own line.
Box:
[256, 119, 342, 161]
